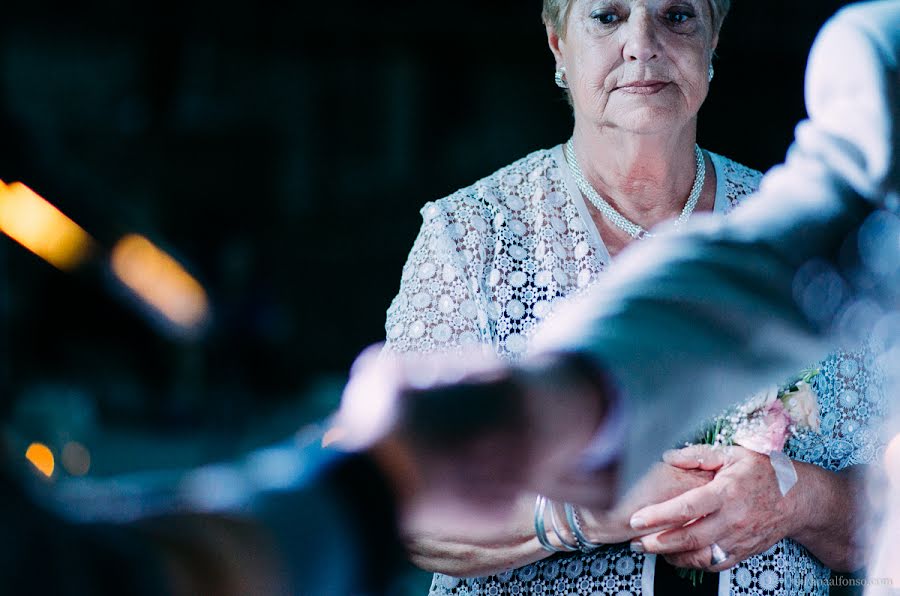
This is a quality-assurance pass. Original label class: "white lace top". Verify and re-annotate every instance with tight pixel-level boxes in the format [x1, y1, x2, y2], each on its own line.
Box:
[384, 145, 885, 595]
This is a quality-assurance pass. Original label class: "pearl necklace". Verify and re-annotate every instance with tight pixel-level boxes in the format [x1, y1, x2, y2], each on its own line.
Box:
[564, 139, 705, 239]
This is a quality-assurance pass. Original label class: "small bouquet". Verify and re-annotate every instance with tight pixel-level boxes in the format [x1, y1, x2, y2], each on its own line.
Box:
[679, 368, 821, 584]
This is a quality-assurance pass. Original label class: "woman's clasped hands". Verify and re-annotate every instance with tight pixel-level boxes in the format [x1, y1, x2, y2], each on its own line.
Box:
[627, 444, 799, 572]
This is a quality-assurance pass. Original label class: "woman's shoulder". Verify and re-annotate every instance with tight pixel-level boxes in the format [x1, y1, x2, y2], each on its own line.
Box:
[708, 151, 765, 208]
[421, 146, 560, 223]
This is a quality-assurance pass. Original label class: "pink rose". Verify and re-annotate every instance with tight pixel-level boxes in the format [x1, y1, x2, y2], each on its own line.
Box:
[732, 400, 792, 454]
[781, 381, 821, 432]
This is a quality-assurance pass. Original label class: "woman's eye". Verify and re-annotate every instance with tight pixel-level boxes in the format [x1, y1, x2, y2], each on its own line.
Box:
[590, 11, 621, 25]
[665, 9, 694, 24]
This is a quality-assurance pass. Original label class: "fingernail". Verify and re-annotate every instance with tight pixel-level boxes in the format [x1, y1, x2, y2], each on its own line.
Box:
[630, 516, 647, 530]
[629, 541, 644, 553]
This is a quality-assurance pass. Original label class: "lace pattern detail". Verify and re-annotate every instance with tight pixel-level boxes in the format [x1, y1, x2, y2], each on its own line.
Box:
[385, 148, 615, 359]
[385, 148, 759, 360]
[430, 548, 647, 595]
[787, 348, 887, 471]
[384, 192, 496, 355]
[718, 155, 765, 210]
[384, 147, 881, 595]
[726, 346, 885, 596]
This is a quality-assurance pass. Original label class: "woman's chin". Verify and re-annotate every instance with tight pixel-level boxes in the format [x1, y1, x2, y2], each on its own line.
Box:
[606, 114, 686, 135]
[587, 99, 688, 135]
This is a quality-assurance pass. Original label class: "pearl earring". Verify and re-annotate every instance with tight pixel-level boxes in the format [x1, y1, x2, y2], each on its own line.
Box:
[708, 64, 715, 82]
[555, 68, 568, 89]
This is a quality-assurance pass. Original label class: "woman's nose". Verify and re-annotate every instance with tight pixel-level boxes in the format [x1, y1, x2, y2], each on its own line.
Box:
[622, 12, 661, 63]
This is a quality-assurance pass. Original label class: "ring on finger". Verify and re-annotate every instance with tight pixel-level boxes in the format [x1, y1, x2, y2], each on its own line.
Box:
[710, 542, 729, 566]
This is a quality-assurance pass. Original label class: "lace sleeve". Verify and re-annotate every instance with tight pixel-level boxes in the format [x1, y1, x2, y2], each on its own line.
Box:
[787, 345, 888, 470]
[384, 195, 494, 354]
[714, 152, 764, 211]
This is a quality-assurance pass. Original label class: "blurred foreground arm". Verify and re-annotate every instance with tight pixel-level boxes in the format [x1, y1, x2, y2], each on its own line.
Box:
[14, 428, 404, 596]
[7, 349, 609, 595]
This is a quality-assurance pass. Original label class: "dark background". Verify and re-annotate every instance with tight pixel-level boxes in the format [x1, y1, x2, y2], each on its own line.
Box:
[0, 0, 853, 431]
[0, 1, 867, 593]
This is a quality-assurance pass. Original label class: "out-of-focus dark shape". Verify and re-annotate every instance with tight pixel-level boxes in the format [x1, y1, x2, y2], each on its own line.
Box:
[61, 441, 91, 477]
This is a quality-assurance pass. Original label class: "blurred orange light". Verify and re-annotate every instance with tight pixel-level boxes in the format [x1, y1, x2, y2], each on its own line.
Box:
[110, 234, 209, 330]
[0, 180, 94, 270]
[25, 443, 55, 478]
[61, 441, 91, 476]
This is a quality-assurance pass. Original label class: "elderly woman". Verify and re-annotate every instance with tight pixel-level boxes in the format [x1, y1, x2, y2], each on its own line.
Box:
[384, 0, 883, 594]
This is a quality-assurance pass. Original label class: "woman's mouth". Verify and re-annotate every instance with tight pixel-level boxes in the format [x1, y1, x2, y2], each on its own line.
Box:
[617, 81, 669, 95]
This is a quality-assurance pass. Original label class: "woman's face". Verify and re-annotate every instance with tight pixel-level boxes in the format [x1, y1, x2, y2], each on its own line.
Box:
[553, 0, 717, 135]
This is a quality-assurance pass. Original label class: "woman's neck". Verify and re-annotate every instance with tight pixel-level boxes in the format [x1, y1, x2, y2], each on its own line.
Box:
[570, 122, 701, 230]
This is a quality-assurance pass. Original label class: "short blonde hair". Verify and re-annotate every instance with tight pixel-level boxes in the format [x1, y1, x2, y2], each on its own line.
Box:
[542, 0, 731, 37]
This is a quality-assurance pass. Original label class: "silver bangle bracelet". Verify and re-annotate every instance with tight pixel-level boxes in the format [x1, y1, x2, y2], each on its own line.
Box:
[534, 495, 560, 552]
[549, 499, 580, 552]
[534, 495, 578, 553]
[564, 503, 605, 552]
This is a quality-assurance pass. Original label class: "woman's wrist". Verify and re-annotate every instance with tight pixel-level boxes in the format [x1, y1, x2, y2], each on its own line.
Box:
[572, 506, 628, 545]
[786, 462, 864, 570]
[785, 461, 830, 541]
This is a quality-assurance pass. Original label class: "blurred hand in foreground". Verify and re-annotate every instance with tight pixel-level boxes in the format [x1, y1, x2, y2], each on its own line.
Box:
[333, 345, 613, 538]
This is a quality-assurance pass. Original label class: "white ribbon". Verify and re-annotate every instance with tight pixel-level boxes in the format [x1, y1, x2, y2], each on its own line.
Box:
[768, 450, 799, 496]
